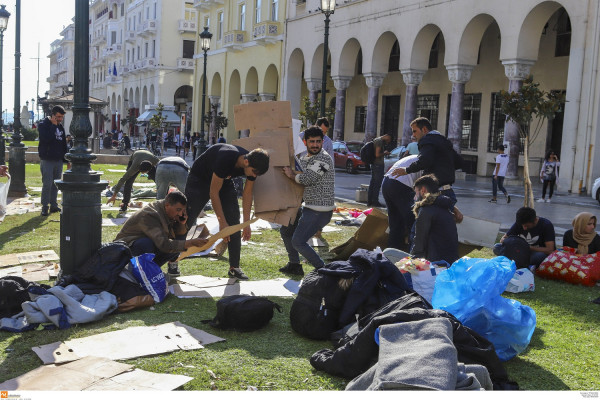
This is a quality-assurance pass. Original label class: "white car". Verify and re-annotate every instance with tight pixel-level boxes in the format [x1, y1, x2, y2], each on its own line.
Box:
[383, 145, 407, 173]
[592, 177, 600, 205]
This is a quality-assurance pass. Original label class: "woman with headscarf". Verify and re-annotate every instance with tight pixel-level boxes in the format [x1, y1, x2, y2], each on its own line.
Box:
[562, 212, 600, 254]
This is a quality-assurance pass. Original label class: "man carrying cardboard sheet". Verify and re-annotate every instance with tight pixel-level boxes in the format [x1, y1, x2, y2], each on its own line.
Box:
[184, 143, 270, 280]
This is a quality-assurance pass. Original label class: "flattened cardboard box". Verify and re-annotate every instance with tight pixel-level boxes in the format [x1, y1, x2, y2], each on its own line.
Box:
[234, 100, 292, 132]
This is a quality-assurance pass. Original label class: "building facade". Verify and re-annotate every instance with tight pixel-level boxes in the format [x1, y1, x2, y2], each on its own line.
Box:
[191, 0, 286, 142]
[47, 23, 75, 98]
[284, 0, 600, 194]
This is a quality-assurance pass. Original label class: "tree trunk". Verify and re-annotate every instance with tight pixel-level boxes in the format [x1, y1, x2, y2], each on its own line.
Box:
[523, 139, 535, 208]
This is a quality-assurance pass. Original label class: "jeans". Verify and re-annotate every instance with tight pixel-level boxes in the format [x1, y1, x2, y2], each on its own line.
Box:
[382, 177, 415, 251]
[155, 163, 188, 199]
[368, 163, 385, 205]
[185, 174, 241, 267]
[40, 159, 64, 207]
[280, 207, 333, 268]
[492, 176, 507, 198]
[121, 159, 140, 209]
[129, 235, 186, 267]
[542, 179, 555, 199]
[530, 251, 548, 268]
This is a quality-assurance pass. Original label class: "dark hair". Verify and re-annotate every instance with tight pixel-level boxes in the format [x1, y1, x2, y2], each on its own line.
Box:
[303, 126, 324, 141]
[51, 105, 66, 116]
[139, 160, 154, 173]
[410, 117, 433, 132]
[246, 148, 270, 175]
[413, 174, 439, 193]
[516, 207, 537, 225]
[316, 117, 329, 128]
[544, 149, 557, 161]
[497, 143, 506, 151]
[165, 190, 187, 206]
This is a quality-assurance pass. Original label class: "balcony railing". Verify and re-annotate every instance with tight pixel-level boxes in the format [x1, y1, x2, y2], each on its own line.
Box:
[177, 58, 195, 70]
[125, 31, 136, 43]
[103, 44, 123, 57]
[139, 19, 156, 37]
[223, 30, 245, 52]
[252, 21, 281, 44]
[193, 0, 224, 9]
[118, 65, 131, 75]
[91, 34, 106, 46]
[178, 19, 197, 33]
[105, 74, 122, 84]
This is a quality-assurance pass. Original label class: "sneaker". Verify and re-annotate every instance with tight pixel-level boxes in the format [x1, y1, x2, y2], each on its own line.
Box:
[50, 206, 62, 213]
[488, 198, 497, 203]
[167, 261, 180, 277]
[279, 262, 304, 276]
[506, 194, 511, 204]
[546, 198, 551, 203]
[536, 198, 545, 203]
[40, 206, 49, 216]
[228, 268, 249, 280]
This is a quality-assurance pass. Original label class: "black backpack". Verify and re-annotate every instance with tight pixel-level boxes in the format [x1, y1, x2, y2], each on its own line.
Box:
[360, 141, 375, 165]
[499, 236, 531, 268]
[0, 276, 50, 318]
[203, 295, 282, 332]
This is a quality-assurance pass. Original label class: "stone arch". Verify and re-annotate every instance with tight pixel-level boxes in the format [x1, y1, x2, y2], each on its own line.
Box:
[228, 70, 241, 135]
[244, 67, 259, 95]
[336, 38, 361, 77]
[286, 47, 304, 119]
[128, 88, 134, 107]
[174, 85, 193, 104]
[455, 14, 499, 65]
[211, 73, 222, 96]
[406, 24, 444, 71]
[309, 44, 329, 81]
[134, 87, 140, 108]
[142, 86, 148, 110]
[263, 64, 278, 97]
[370, 32, 398, 74]
[149, 85, 155, 105]
[111, 93, 116, 111]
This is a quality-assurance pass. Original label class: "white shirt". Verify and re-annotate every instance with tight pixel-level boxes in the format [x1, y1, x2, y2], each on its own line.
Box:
[495, 153, 509, 177]
[385, 155, 422, 187]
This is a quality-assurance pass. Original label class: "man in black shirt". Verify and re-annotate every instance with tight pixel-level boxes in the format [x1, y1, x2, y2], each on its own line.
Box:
[185, 143, 269, 280]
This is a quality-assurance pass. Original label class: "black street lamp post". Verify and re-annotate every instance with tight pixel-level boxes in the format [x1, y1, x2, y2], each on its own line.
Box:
[54, 0, 108, 275]
[198, 26, 212, 159]
[0, 4, 9, 166]
[319, 0, 335, 117]
[8, 0, 26, 197]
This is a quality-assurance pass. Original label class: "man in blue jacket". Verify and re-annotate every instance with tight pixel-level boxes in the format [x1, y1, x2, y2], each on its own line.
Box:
[37, 105, 68, 216]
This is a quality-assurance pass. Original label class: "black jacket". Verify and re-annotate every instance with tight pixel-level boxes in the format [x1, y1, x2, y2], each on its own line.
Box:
[37, 117, 68, 161]
[563, 230, 600, 254]
[405, 132, 462, 186]
[411, 195, 459, 264]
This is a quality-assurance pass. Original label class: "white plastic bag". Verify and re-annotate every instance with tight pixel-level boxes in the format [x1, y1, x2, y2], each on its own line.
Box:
[504, 268, 535, 293]
[412, 266, 447, 303]
[0, 176, 11, 222]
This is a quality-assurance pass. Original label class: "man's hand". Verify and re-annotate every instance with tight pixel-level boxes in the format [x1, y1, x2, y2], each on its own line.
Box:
[391, 167, 407, 178]
[453, 207, 464, 224]
[282, 166, 295, 179]
[107, 194, 117, 205]
[0, 165, 9, 178]
[190, 237, 208, 247]
[242, 226, 251, 241]
[493, 175, 497, 180]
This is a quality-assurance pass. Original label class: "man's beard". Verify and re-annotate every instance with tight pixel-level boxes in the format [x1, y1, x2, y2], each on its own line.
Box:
[307, 146, 321, 155]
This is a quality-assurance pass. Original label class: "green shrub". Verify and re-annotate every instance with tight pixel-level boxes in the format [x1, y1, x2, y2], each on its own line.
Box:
[20, 127, 38, 141]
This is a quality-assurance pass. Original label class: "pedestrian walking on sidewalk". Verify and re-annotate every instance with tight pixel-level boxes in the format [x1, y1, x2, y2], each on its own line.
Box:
[538, 150, 560, 203]
[489, 143, 511, 204]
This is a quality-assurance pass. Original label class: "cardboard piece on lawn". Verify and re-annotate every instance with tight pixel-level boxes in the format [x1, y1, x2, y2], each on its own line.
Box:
[32, 321, 225, 365]
[0, 250, 59, 268]
[177, 218, 258, 261]
[170, 275, 300, 298]
[0, 356, 192, 391]
[331, 208, 389, 260]
[457, 215, 500, 248]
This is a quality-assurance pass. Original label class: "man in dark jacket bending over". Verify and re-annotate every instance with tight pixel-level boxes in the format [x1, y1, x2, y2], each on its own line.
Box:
[411, 174, 459, 264]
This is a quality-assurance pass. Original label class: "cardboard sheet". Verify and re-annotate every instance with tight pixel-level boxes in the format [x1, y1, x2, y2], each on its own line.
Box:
[233, 136, 291, 167]
[233, 101, 292, 132]
[308, 237, 327, 247]
[0, 250, 59, 268]
[21, 263, 54, 282]
[0, 266, 21, 278]
[32, 322, 225, 365]
[177, 218, 258, 260]
[0, 356, 192, 391]
[457, 215, 500, 248]
[171, 275, 300, 298]
[102, 217, 128, 226]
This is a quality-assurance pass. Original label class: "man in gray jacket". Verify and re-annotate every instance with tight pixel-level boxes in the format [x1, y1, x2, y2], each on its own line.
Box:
[280, 126, 335, 275]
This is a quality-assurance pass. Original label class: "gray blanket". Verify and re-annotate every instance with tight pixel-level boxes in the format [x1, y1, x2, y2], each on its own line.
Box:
[0, 284, 118, 332]
[346, 319, 492, 391]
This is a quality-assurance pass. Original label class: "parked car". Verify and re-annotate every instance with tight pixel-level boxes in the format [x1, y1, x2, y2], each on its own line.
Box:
[333, 140, 369, 173]
[384, 145, 408, 173]
[592, 177, 600, 205]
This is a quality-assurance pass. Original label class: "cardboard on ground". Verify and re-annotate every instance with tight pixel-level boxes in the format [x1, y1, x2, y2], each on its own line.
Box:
[32, 321, 225, 365]
[457, 215, 500, 248]
[0, 356, 192, 391]
[0, 250, 59, 268]
[171, 275, 300, 298]
[177, 218, 257, 261]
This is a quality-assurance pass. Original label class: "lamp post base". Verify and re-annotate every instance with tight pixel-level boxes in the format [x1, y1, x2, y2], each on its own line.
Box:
[7, 144, 28, 197]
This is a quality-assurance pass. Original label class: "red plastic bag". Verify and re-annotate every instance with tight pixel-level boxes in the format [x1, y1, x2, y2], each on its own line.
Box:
[537, 250, 600, 286]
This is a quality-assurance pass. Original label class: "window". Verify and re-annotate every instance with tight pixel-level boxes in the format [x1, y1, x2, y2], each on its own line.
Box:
[127, 49, 130, 63]
[488, 92, 526, 153]
[137, 45, 140, 60]
[388, 40, 399, 72]
[428, 33, 440, 69]
[354, 106, 367, 132]
[417, 95, 440, 130]
[183, 40, 195, 59]
[555, 9, 571, 57]
[154, 3, 157, 19]
[110, 31, 117, 45]
[152, 40, 156, 57]
[204, 16, 210, 29]
[145, 42, 148, 57]
[240, 4, 246, 30]
[255, 0, 261, 23]
[218, 12, 224, 40]
[271, 0, 278, 21]
[121, 3, 124, 16]
[356, 48, 362, 75]
[146, 6, 149, 19]
[446, 93, 482, 151]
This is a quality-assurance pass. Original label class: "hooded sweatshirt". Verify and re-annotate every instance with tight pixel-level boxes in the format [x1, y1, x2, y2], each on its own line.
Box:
[405, 131, 462, 186]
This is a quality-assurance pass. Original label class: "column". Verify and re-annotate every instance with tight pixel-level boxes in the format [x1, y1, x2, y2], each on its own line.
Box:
[239, 94, 255, 138]
[400, 69, 425, 146]
[364, 73, 386, 142]
[446, 65, 474, 153]
[305, 78, 321, 108]
[208, 95, 220, 143]
[332, 75, 352, 141]
[259, 93, 276, 102]
[502, 59, 534, 179]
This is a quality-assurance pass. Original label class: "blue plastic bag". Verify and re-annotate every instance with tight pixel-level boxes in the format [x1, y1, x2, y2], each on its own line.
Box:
[129, 253, 168, 303]
[431, 256, 536, 361]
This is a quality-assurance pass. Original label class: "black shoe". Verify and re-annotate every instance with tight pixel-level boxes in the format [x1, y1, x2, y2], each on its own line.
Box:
[228, 268, 249, 280]
[167, 262, 180, 277]
[488, 198, 497, 203]
[279, 262, 304, 276]
[50, 206, 61, 213]
[40, 206, 49, 216]
[506, 195, 511, 204]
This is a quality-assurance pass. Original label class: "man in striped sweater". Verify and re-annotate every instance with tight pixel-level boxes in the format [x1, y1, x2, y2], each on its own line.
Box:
[280, 126, 335, 276]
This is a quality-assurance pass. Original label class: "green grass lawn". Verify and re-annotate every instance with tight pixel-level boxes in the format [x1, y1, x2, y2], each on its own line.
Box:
[0, 163, 599, 390]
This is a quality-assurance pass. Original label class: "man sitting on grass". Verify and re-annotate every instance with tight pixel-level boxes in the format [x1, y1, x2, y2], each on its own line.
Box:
[115, 191, 207, 277]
